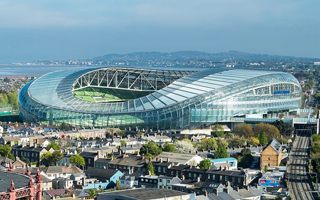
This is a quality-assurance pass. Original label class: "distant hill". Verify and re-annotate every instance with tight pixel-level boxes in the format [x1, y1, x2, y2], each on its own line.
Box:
[26, 50, 318, 69]
[92, 50, 317, 63]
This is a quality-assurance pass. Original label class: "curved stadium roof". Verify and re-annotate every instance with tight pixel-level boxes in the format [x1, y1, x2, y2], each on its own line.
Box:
[27, 67, 300, 114]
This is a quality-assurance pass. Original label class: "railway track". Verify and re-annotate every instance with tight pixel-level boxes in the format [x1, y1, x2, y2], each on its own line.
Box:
[287, 130, 316, 200]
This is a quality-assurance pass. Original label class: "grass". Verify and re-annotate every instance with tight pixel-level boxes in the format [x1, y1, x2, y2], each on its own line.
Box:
[74, 87, 150, 103]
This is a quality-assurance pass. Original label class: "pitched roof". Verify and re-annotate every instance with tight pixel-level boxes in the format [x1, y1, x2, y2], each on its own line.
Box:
[44, 189, 66, 197]
[108, 155, 146, 167]
[263, 138, 282, 154]
[98, 188, 189, 200]
[85, 167, 120, 180]
[155, 152, 198, 164]
[45, 166, 83, 174]
[12, 145, 45, 152]
[79, 151, 98, 157]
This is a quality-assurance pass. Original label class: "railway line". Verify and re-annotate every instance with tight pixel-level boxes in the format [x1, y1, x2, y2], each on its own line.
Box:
[287, 130, 316, 200]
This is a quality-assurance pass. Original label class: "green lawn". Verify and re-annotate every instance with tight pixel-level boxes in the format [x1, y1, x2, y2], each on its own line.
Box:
[74, 87, 150, 103]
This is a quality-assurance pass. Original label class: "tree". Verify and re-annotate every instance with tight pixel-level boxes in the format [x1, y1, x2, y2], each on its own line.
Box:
[51, 151, 63, 165]
[258, 132, 268, 146]
[88, 189, 97, 199]
[227, 136, 246, 148]
[59, 122, 73, 131]
[215, 141, 229, 158]
[315, 92, 320, 103]
[140, 141, 162, 158]
[46, 141, 60, 151]
[198, 138, 218, 151]
[248, 137, 260, 146]
[116, 180, 121, 190]
[163, 143, 176, 152]
[272, 120, 294, 136]
[212, 124, 224, 137]
[0, 144, 14, 159]
[120, 140, 127, 147]
[7, 92, 18, 110]
[147, 161, 155, 175]
[238, 148, 254, 168]
[41, 151, 63, 166]
[176, 139, 196, 153]
[254, 123, 280, 140]
[41, 152, 53, 166]
[70, 154, 85, 167]
[234, 124, 254, 137]
[199, 159, 212, 170]
[0, 93, 9, 106]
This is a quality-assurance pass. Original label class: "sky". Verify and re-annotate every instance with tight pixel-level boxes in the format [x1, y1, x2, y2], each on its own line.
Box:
[0, 0, 319, 63]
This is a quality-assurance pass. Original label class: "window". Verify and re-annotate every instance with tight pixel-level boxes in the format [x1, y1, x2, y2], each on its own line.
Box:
[159, 179, 162, 182]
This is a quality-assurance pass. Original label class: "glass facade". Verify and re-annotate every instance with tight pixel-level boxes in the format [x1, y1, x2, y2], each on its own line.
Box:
[19, 67, 302, 129]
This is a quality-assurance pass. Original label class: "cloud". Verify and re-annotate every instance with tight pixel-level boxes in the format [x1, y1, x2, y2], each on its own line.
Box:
[0, 0, 318, 29]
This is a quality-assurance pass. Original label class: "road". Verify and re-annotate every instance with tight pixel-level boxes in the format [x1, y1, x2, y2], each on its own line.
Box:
[287, 131, 316, 200]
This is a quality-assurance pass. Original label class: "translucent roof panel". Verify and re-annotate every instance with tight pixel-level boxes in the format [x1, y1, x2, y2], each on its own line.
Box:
[27, 67, 300, 114]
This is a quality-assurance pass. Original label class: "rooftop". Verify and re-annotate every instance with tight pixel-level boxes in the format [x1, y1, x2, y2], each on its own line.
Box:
[0, 171, 30, 192]
[97, 188, 189, 200]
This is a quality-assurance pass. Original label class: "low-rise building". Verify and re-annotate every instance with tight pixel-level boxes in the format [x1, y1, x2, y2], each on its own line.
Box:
[155, 152, 203, 166]
[210, 157, 238, 170]
[11, 145, 53, 163]
[79, 151, 99, 169]
[44, 166, 83, 180]
[158, 175, 182, 190]
[260, 139, 282, 170]
[138, 175, 158, 188]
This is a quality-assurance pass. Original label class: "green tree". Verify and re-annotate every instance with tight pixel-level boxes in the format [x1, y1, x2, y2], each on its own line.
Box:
[70, 154, 85, 167]
[59, 122, 73, 131]
[254, 123, 280, 140]
[41, 152, 53, 166]
[51, 151, 63, 165]
[272, 120, 294, 136]
[116, 180, 121, 190]
[198, 138, 218, 151]
[140, 141, 162, 158]
[238, 148, 254, 168]
[199, 159, 212, 170]
[258, 132, 268, 146]
[314, 92, 320, 103]
[147, 161, 155, 175]
[163, 143, 176, 152]
[234, 124, 254, 138]
[215, 141, 229, 158]
[120, 140, 127, 147]
[46, 141, 60, 151]
[0, 144, 14, 159]
[41, 151, 63, 166]
[88, 189, 97, 199]
[227, 136, 246, 148]
[212, 124, 225, 137]
[0, 94, 8, 106]
[7, 92, 18, 110]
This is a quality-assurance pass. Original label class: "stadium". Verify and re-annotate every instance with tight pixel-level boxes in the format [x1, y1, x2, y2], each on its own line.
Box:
[19, 67, 302, 129]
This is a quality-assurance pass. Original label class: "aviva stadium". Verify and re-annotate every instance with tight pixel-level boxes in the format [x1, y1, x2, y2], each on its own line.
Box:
[19, 67, 302, 129]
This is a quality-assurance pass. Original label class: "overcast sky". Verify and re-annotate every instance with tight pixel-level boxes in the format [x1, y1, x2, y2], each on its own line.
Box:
[0, 0, 319, 62]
